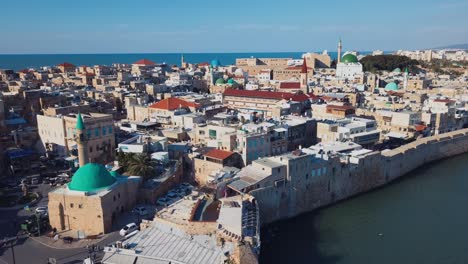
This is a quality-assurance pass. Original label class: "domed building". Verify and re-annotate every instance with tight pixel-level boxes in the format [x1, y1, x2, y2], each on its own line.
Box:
[215, 78, 226, 85]
[336, 51, 363, 79]
[211, 59, 221, 68]
[385, 82, 399, 91]
[48, 114, 141, 236]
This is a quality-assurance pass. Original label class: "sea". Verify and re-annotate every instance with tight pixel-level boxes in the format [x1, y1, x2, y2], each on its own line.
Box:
[0, 51, 366, 71]
[260, 153, 468, 264]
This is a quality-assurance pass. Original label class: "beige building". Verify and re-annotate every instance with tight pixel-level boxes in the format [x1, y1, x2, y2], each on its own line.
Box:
[37, 112, 115, 163]
[194, 149, 243, 185]
[48, 114, 141, 236]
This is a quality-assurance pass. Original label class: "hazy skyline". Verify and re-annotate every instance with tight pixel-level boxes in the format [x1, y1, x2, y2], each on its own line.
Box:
[1, 0, 467, 54]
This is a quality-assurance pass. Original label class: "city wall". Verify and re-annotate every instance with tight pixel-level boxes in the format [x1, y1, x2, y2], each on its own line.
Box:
[252, 128, 468, 225]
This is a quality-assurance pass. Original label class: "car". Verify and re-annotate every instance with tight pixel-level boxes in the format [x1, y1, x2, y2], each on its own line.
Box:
[132, 207, 148, 216]
[119, 223, 138, 236]
[181, 183, 193, 189]
[166, 191, 180, 200]
[35, 206, 48, 215]
[156, 197, 170, 207]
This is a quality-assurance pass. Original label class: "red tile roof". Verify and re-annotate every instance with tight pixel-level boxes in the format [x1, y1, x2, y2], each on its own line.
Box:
[149, 97, 200, 111]
[280, 82, 301, 89]
[198, 62, 210, 66]
[58, 62, 75, 67]
[414, 124, 427, 131]
[434, 99, 454, 103]
[133, 59, 156, 66]
[205, 149, 234, 160]
[223, 89, 309, 102]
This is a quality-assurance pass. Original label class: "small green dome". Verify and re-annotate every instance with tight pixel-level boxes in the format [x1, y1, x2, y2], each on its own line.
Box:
[385, 82, 399, 91]
[227, 79, 237, 85]
[393, 68, 401, 73]
[341, 54, 358, 63]
[68, 163, 116, 192]
[216, 78, 226, 85]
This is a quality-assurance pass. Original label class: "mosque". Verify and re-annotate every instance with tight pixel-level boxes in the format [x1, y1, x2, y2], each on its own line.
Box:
[48, 113, 141, 236]
[335, 39, 364, 79]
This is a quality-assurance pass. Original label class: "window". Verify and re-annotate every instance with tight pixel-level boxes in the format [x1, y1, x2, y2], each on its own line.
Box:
[89, 146, 93, 153]
[306, 173, 309, 179]
[87, 129, 91, 139]
[311, 169, 315, 177]
[109, 126, 113, 133]
[102, 127, 106, 136]
[78, 204, 83, 209]
[70, 203, 74, 208]
[95, 128, 99, 137]
[209, 129, 217, 139]
[322, 167, 327, 175]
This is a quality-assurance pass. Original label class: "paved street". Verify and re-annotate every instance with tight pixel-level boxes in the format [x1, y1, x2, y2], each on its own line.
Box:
[0, 183, 122, 264]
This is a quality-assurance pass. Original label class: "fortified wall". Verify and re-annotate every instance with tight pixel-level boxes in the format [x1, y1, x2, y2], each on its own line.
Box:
[251, 128, 468, 225]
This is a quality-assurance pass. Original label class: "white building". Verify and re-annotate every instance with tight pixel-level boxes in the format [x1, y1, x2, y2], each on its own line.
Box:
[336, 53, 363, 79]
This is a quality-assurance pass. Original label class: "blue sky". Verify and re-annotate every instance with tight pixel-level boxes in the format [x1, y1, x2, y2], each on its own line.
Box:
[1, 0, 467, 54]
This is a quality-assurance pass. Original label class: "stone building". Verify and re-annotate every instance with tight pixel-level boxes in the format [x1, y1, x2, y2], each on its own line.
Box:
[37, 112, 115, 163]
[48, 115, 140, 236]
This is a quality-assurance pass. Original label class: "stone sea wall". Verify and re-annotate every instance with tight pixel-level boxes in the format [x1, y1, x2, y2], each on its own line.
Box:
[253, 128, 468, 225]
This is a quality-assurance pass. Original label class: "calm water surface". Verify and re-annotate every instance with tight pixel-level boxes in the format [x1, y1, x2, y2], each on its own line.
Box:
[261, 154, 468, 264]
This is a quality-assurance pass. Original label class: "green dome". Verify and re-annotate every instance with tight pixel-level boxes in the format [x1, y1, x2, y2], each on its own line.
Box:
[341, 54, 358, 63]
[215, 78, 226, 85]
[227, 79, 237, 85]
[68, 163, 116, 192]
[385, 82, 399, 91]
[393, 68, 402, 73]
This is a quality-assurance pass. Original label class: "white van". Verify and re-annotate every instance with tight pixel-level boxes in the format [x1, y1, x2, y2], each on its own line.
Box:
[119, 223, 138, 236]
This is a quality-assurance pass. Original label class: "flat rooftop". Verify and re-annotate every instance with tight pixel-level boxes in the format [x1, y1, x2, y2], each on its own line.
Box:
[102, 221, 234, 264]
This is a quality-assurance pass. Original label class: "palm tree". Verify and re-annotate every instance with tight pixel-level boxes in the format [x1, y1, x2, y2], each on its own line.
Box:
[126, 153, 156, 181]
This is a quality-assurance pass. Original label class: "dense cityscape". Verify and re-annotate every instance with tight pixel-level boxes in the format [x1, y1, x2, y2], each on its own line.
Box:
[0, 38, 467, 264]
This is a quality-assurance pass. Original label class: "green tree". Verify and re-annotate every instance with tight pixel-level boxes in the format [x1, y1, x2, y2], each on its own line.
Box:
[126, 153, 157, 181]
[117, 150, 134, 169]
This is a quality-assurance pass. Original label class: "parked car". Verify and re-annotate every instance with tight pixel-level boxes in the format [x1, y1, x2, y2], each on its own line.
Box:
[35, 206, 48, 215]
[156, 197, 170, 207]
[119, 223, 138, 236]
[166, 191, 180, 200]
[181, 183, 193, 189]
[132, 207, 148, 216]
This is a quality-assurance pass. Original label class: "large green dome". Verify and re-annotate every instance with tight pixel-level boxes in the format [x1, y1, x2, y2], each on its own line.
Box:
[215, 78, 226, 85]
[385, 82, 399, 91]
[341, 54, 358, 63]
[393, 68, 402, 73]
[68, 163, 116, 192]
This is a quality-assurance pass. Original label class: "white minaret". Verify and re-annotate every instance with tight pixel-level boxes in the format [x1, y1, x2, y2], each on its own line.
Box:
[403, 67, 409, 91]
[337, 38, 342, 63]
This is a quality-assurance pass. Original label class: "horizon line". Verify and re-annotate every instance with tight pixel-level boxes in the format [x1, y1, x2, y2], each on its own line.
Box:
[0, 50, 384, 56]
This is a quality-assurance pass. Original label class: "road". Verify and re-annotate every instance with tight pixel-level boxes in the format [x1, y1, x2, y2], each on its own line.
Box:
[0, 183, 121, 264]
